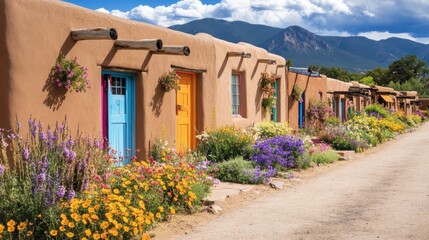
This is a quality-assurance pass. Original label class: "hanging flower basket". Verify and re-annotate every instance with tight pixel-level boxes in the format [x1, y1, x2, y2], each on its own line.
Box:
[292, 84, 303, 103]
[262, 96, 276, 109]
[260, 72, 277, 110]
[159, 70, 181, 92]
[52, 55, 90, 92]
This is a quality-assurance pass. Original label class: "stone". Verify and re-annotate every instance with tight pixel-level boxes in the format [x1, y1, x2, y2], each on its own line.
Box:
[207, 205, 222, 214]
[269, 180, 284, 189]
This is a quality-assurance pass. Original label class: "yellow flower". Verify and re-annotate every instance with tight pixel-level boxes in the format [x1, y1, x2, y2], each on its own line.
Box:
[85, 229, 92, 237]
[123, 226, 130, 232]
[122, 216, 129, 223]
[6, 220, 16, 227]
[155, 212, 162, 219]
[113, 189, 120, 194]
[17, 222, 26, 231]
[108, 227, 119, 236]
[50, 230, 58, 236]
[101, 232, 108, 239]
[59, 226, 66, 232]
[93, 233, 101, 240]
[100, 221, 109, 230]
[170, 207, 176, 215]
[0, 224, 5, 232]
[7, 226, 14, 233]
[27, 230, 33, 237]
[81, 238, 88, 240]
[88, 207, 95, 213]
[158, 206, 164, 213]
[68, 222, 75, 228]
[66, 232, 74, 238]
[141, 233, 151, 240]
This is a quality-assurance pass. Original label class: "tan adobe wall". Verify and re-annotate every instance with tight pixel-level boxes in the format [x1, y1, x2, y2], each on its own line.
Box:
[0, 0, 285, 156]
[287, 71, 327, 129]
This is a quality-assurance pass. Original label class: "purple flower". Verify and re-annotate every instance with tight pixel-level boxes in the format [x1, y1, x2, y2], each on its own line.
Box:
[23, 148, 30, 160]
[0, 164, 5, 176]
[67, 189, 75, 200]
[56, 185, 66, 199]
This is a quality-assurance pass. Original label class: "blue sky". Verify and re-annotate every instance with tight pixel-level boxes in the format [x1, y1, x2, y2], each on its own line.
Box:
[63, 0, 429, 44]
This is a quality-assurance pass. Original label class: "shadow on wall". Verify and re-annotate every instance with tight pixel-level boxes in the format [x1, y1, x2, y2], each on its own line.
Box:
[150, 83, 166, 117]
[43, 68, 67, 111]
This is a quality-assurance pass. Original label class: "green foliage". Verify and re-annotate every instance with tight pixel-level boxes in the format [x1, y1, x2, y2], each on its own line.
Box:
[364, 104, 389, 118]
[318, 66, 363, 82]
[386, 55, 429, 84]
[52, 55, 90, 92]
[359, 76, 375, 86]
[324, 116, 341, 126]
[388, 78, 428, 96]
[365, 67, 388, 85]
[196, 126, 254, 162]
[214, 157, 261, 184]
[253, 121, 292, 139]
[310, 149, 340, 165]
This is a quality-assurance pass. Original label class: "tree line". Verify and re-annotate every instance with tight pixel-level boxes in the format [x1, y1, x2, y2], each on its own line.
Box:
[305, 55, 429, 97]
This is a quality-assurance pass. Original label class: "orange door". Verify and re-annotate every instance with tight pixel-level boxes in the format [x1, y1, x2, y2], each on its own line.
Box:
[176, 72, 196, 152]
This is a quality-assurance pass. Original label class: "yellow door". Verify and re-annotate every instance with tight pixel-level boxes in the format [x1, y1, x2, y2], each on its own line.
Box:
[176, 72, 196, 152]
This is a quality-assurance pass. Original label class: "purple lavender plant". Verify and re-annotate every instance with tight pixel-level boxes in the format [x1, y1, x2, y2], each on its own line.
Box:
[250, 135, 304, 169]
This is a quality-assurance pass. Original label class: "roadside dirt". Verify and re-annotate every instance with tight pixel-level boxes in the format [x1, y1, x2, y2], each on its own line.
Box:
[150, 125, 428, 240]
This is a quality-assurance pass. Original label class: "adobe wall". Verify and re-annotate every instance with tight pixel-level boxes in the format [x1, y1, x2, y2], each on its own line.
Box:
[287, 71, 327, 129]
[2, 0, 286, 156]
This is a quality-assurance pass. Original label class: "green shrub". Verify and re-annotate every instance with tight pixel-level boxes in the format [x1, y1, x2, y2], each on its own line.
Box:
[196, 126, 254, 162]
[310, 148, 340, 164]
[214, 157, 272, 184]
[253, 121, 292, 139]
[365, 104, 389, 118]
[332, 137, 355, 151]
[409, 114, 422, 124]
[324, 116, 341, 126]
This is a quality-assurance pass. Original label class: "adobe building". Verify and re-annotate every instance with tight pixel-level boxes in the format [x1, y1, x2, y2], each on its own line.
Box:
[287, 68, 328, 129]
[0, 0, 287, 160]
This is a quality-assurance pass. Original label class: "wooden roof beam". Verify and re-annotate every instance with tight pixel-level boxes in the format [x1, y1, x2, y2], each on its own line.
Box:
[152, 46, 190, 56]
[258, 59, 277, 65]
[71, 27, 118, 41]
[227, 51, 251, 58]
[115, 39, 163, 51]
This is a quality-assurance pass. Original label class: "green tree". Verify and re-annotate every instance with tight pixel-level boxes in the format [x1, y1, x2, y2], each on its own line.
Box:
[359, 76, 375, 86]
[365, 67, 388, 85]
[386, 55, 429, 84]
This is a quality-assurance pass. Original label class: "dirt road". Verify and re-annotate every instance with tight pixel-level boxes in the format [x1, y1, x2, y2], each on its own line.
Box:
[178, 123, 429, 240]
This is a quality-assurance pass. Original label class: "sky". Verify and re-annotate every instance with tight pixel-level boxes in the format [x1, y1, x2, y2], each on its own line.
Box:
[63, 0, 429, 44]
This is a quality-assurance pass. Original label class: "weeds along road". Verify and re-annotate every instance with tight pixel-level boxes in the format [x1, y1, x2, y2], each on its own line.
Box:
[178, 123, 429, 240]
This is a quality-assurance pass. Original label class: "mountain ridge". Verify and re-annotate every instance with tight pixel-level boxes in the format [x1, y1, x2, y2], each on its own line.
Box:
[169, 18, 429, 72]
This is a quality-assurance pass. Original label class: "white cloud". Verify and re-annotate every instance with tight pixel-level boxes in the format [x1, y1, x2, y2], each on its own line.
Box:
[358, 31, 429, 44]
[95, 0, 353, 28]
[362, 10, 375, 17]
[94, 0, 429, 44]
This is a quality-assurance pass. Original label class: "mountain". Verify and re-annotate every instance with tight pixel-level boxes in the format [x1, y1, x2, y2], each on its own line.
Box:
[169, 18, 429, 72]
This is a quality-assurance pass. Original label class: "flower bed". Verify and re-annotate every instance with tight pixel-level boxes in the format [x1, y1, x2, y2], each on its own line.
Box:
[0, 119, 212, 239]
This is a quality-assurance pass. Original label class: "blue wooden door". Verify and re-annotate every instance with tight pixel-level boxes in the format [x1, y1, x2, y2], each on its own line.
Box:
[340, 99, 345, 122]
[104, 71, 135, 165]
[271, 80, 278, 122]
[298, 92, 305, 128]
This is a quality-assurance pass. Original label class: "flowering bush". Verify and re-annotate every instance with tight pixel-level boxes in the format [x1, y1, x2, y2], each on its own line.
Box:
[307, 143, 339, 165]
[305, 100, 335, 135]
[52, 55, 90, 92]
[46, 159, 212, 239]
[159, 70, 180, 92]
[0, 118, 113, 239]
[253, 121, 292, 140]
[196, 126, 254, 162]
[250, 135, 304, 170]
[292, 84, 303, 103]
[365, 104, 389, 118]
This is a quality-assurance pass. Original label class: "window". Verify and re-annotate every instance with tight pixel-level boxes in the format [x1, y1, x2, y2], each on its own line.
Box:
[231, 73, 246, 116]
